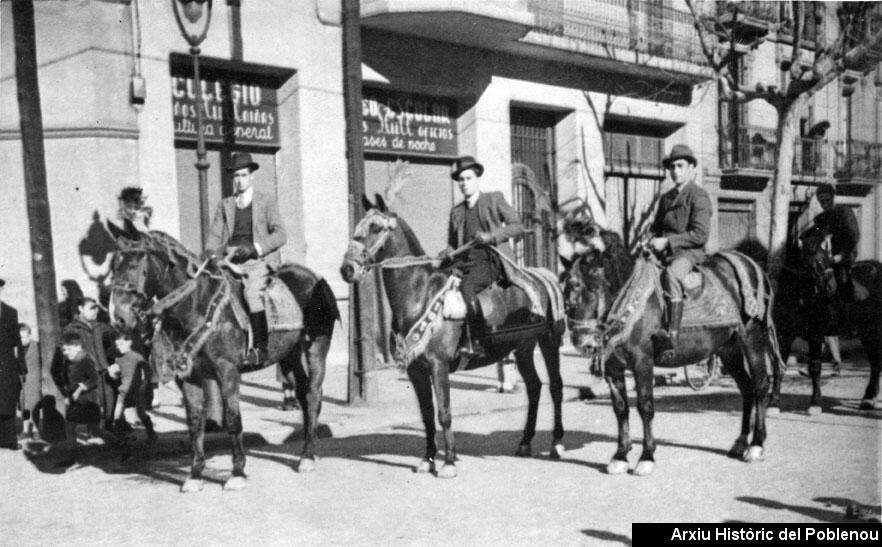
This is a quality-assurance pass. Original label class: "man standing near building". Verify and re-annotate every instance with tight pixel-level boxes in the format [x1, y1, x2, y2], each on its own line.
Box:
[440, 156, 525, 358]
[648, 144, 712, 364]
[204, 152, 287, 368]
[0, 279, 26, 449]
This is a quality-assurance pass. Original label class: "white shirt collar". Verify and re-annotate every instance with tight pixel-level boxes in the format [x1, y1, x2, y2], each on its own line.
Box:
[465, 191, 481, 209]
[236, 186, 254, 208]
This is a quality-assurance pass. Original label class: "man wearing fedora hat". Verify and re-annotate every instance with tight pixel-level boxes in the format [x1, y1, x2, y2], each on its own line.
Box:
[440, 156, 524, 358]
[204, 152, 287, 368]
[648, 144, 712, 364]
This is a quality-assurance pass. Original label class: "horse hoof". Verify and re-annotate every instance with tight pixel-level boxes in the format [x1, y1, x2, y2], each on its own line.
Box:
[742, 446, 764, 463]
[437, 464, 458, 479]
[515, 444, 531, 458]
[223, 476, 247, 491]
[549, 443, 565, 460]
[860, 398, 878, 410]
[633, 460, 655, 476]
[606, 459, 629, 475]
[807, 405, 823, 416]
[766, 406, 780, 417]
[180, 478, 204, 493]
[415, 459, 435, 474]
[298, 458, 316, 473]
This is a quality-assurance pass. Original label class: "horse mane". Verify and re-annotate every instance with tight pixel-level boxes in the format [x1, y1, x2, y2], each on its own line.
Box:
[390, 213, 426, 256]
[596, 229, 634, 291]
[147, 230, 200, 269]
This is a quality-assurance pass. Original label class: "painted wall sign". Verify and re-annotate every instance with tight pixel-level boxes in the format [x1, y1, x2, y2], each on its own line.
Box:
[362, 88, 457, 158]
[172, 76, 279, 147]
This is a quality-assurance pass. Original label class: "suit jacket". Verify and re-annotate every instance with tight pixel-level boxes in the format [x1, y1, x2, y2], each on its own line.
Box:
[205, 191, 287, 268]
[447, 191, 524, 261]
[0, 302, 25, 416]
[650, 181, 712, 265]
[814, 204, 859, 262]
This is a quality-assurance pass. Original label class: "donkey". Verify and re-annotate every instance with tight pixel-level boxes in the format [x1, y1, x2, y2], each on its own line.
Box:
[109, 222, 337, 491]
[340, 196, 566, 478]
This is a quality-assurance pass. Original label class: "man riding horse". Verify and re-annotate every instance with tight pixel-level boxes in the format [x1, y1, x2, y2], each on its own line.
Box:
[203, 152, 287, 369]
[439, 156, 525, 357]
[810, 182, 860, 299]
[648, 144, 712, 365]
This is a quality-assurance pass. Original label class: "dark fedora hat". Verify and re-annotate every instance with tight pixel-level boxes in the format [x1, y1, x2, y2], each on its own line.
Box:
[662, 144, 697, 168]
[227, 152, 260, 173]
[451, 156, 484, 180]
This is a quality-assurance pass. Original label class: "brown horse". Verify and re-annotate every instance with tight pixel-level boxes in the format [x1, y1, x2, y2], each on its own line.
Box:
[109, 222, 338, 491]
[561, 223, 784, 475]
[773, 224, 881, 413]
[340, 195, 565, 478]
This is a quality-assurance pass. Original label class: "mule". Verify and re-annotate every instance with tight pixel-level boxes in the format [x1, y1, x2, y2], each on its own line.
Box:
[561, 223, 783, 475]
[109, 223, 338, 491]
[773, 225, 882, 413]
[340, 195, 566, 478]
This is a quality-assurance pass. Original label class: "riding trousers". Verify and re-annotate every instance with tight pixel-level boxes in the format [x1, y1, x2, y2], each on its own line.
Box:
[239, 258, 270, 312]
[663, 255, 694, 301]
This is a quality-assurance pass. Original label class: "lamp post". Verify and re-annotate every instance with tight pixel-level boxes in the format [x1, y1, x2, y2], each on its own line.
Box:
[172, 0, 213, 248]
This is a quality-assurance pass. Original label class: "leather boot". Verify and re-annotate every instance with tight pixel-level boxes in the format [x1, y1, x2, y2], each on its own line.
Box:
[459, 299, 486, 359]
[245, 312, 270, 369]
[654, 299, 683, 365]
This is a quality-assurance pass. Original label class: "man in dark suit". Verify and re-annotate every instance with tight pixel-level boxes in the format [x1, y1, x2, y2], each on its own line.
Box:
[648, 144, 712, 364]
[813, 183, 860, 294]
[440, 156, 525, 356]
[204, 152, 287, 367]
[0, 279, 26, 449]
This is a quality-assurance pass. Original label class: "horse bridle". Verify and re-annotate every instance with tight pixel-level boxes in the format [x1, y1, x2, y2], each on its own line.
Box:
[564, 255, 608, 347]
[344, 209, 398, 270]
[111, 242, 173, 323]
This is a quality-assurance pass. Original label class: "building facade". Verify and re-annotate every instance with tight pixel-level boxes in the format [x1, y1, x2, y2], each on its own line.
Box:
[2, 0, 881, 358]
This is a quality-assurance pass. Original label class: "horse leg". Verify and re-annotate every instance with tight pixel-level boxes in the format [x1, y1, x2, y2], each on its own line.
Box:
[429, 358, 457, 478]
[512, 342, 541, 458]
[632, 358, 657, 476]
[605, 360, 631, 475]
[740, 330, 771, 462]
[539, 331, 565, 459]
[178, 378, 207, 493]
[720, 345, 752, 459]
[859, 332, 881, 410]
[298, 335, 329, 472]
[213, 359, 246, 491]
[769, 330, 794, 413]
[406, 360, 437, 474]
[807, 337, 824, 415]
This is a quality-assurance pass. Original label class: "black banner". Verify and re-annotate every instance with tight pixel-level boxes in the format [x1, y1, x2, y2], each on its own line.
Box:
[361, 87, 457, 158]
[632, 523, 880, 546]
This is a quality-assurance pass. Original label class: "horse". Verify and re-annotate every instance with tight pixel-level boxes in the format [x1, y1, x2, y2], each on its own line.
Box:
[560, 222, 783, 475]
[773, 224, 881, 413]
[108, 222, 338, 491]
[340, 195, 566, 478]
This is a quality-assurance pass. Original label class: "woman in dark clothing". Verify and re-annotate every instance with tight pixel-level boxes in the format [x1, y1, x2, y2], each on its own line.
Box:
[58, 280, 84, 329]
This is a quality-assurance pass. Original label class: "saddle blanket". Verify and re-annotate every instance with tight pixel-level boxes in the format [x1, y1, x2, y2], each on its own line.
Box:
[262, 277, 303, 331]
[680, 265, 741, 329]
[492, 247, 565, 323]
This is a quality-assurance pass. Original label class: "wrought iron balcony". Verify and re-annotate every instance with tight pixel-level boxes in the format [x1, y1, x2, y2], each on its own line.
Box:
[714, 1, 777, 43]
[834, 139, 882, 181]
[720, 127, 830, 179]
[526, 0, 708, 67]
[716, 1, 778, 23]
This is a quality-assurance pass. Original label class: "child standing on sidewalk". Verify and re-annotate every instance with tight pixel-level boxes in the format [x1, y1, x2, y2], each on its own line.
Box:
[109, 331, 157, 444]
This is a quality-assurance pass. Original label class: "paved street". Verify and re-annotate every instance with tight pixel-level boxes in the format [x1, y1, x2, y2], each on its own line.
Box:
[2, 346, 880, 546]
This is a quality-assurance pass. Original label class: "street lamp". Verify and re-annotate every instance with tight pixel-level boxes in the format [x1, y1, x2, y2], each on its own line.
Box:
[172, 0, 213, 248]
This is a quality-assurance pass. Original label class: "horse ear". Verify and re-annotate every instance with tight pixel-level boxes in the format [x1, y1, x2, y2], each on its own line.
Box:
[374, 194, 388, 213]
[361, 194, 374, 212]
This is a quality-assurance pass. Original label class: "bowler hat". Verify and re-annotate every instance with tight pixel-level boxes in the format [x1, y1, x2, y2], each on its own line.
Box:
[662, 144, 697, 168]
[227, 152, 260, 173]
[451, 156, 484, 180]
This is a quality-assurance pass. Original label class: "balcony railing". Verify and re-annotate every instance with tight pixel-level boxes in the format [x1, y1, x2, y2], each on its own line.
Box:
[716, 1, 778, 23]
[720, 127, 830, 177]
[526, 0, 708, 66]
[835, 139, 882, 180]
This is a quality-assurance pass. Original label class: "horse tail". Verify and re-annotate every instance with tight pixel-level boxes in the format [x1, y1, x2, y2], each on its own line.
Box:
[305, 277, 340, 338]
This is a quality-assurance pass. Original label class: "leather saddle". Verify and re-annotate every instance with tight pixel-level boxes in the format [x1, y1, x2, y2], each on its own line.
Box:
[473, 282, 546, 348]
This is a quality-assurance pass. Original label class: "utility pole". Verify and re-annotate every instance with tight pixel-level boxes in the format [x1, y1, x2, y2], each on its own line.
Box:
[12, 0, 62, 395]
[342, 0, 377, 403]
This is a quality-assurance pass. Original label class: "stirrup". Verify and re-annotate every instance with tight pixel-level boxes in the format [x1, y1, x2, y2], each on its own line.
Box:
[242, 347, 269, 370]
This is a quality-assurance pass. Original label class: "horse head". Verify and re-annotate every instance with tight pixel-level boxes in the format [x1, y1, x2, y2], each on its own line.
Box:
[341, 194, 421, 283]
[562, 253, 609, 352]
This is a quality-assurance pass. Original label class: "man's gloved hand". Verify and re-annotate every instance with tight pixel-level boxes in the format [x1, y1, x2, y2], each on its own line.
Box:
[231, 243, 258, 263]
[200, 248, 217, 262]
[474, 231, 494, 245]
